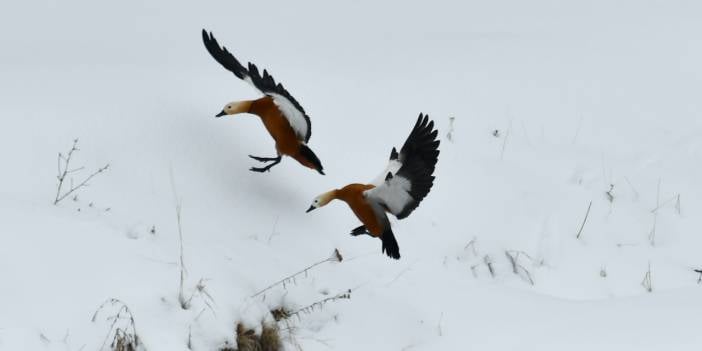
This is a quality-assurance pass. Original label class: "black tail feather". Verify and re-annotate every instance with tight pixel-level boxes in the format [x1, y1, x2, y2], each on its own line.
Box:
[381, 227, 401, 260]
[299, 144, 325, 175]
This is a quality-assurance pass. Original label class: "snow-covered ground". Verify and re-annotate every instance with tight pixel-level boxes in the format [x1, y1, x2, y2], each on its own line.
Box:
[2, 0, 702, 349]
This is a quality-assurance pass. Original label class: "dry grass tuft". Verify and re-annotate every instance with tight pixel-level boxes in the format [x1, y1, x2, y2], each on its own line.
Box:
[112, 330, 137, 351]
[270, 307, 292, 322]
[225, 322, 281, 351]
[260, 324, 281, 351]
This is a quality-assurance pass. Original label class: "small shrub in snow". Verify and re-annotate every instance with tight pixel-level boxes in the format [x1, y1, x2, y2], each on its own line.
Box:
[260, 324, 281, 351]
[91, 298, 140, 351]
[233, 322, 281, 351]
[54, 138, 109, 205]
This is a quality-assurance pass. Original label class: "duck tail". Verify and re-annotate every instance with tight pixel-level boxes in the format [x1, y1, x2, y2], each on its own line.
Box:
[381, 227, 401, 260]
[299, 144, 325, 175]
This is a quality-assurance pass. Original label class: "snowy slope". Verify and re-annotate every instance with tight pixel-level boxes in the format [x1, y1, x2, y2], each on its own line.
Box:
[2, 0, 702, 350]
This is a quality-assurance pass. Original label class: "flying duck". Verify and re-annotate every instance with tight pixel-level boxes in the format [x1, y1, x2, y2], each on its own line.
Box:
[306, 114, 440, 259]
[202, 30, 324, 174]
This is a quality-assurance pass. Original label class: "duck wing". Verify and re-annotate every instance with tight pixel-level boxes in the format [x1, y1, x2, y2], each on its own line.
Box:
[365, 113, 440, 219]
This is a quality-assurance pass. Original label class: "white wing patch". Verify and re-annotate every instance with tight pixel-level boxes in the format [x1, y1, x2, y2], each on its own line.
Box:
[371, 158, 402, 186]
[365, 174, 414, 216]
[243, 75, 255, 89]
[269, 92, 309, 142]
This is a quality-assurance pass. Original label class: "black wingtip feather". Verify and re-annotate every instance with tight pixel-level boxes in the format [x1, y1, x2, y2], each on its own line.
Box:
[394, 113, 440, 219]
[202, 29, 248, 81]
[389, 147, 399, 160]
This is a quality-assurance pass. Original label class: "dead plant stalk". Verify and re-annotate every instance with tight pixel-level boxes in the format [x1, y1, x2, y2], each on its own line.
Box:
[54, 139, 109, 205]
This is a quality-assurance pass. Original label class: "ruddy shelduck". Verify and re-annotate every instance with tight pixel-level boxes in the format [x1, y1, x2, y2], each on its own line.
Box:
[306, 114, 440, 259]
[202, 30, 324, 174]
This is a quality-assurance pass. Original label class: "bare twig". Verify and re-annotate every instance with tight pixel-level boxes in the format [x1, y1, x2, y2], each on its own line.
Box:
[386, 261, 418, 286]
[641, 262, 652, 292]
[572, 113, 584, 144]
[446, 117, 456, 142]
[649, 179, 661, 246]
[576, 201, 593, 239]
[606, 184, 614, 203]
[54, 139, 109, 205]
[469, 253, 497, 279]
[184, 278, 217, 316]
[55, 165, 110, 203]
[252, 249, 343, 298]
[624, 176, 640, 201]
[483, 255, 495, 278]
[505, 250, 534, 285]
[287, 290, 351, 320]
[39, 333, 50, 344]
[650, 193, 679, 214]
[176, 202, 187, 309]
[170, 169, 188, 309]
[463, 237, 478, 257]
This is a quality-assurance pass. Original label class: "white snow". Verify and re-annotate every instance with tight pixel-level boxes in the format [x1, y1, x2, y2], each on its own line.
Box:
[2, 0, 702, 350]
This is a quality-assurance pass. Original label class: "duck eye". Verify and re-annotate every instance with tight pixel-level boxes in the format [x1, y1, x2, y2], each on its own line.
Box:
[227, 105, 231, 109]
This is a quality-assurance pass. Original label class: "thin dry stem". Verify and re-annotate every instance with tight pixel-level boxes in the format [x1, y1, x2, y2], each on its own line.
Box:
[505, 250, 534, 285]
[641, 262, 653, 292]
[252, 249, 342, 299]
[54, 139, 109, 205]
[649, 179, 661, 246]
[287, 290, 352, 320]
[446, 117, 455, 142]
[483, 255, 495, 278]
[170, 169, 188, 309]
[576, 201, 593, 239]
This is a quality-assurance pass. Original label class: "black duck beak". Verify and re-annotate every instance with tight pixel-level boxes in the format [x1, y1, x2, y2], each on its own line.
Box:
[306, 205, 316, 213]
[215, 110, 227, 117]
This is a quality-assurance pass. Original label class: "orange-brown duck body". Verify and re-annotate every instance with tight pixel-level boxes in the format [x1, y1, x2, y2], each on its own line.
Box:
[334, 184, 385, 236]
[239, 96, 323, 172]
